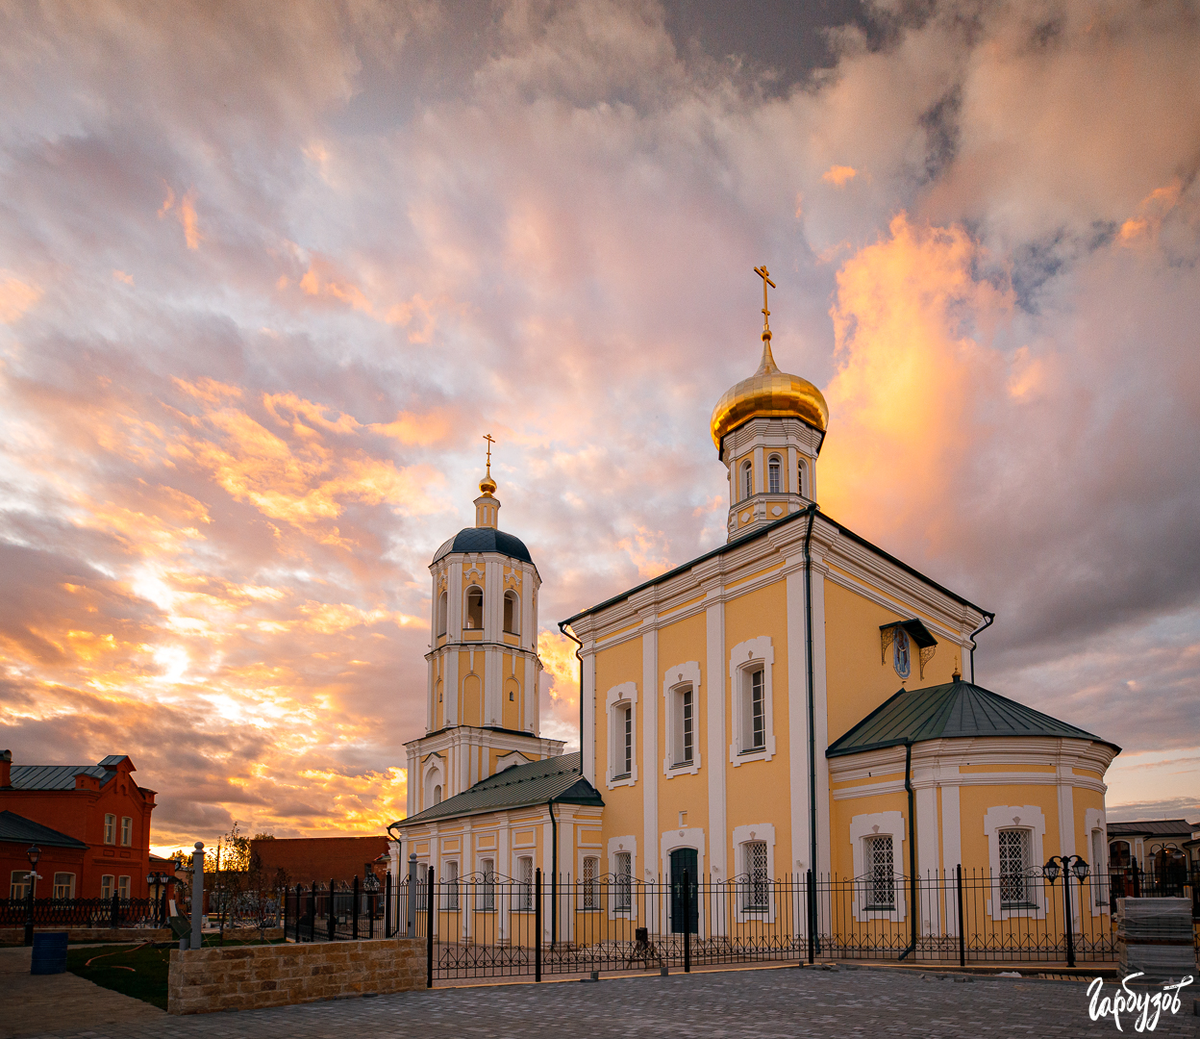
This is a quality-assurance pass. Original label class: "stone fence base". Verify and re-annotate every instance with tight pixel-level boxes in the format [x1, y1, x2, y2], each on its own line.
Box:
[167, 938, 424, 1015]
[0, 927, 172, 946]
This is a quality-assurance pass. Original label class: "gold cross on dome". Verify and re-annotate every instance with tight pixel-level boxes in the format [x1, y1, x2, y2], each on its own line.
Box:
[483, 433, 495, 476]
[754, 265, 775, 332]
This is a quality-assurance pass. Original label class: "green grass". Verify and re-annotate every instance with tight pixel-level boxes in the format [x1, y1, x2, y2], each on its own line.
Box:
[65, 935, 288, 1009]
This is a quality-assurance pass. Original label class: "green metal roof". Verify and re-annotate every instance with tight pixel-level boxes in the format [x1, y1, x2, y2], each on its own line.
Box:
[826, 680, 1120, 758]
[394, 752, 603, 826]
[0, 810, 89, 849]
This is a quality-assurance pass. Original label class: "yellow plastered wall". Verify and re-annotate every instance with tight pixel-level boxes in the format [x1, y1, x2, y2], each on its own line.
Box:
[723, 579, 795, 872]
[958, 781, 1063, 871]
[823, 579, 963, 747]
[593, 633, 645, 859]
[829, 785, 908, 877]
[461, 668, 482, 727]
[656, 611, 709, 846]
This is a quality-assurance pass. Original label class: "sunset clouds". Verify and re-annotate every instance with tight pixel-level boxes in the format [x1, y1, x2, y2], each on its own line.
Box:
[1, 0, 1198, 849]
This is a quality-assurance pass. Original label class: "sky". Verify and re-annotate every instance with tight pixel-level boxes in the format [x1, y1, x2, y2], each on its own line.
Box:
[1, 0, 1198, 856]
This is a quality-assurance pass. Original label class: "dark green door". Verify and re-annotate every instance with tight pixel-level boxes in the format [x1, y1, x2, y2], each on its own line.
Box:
[669, 848, 698, 934]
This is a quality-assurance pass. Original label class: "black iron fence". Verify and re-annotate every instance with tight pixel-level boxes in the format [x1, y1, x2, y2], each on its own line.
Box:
[382, 867, 1199, 983]
[0, 895, 157, 928]
[281, 875, 393, 942]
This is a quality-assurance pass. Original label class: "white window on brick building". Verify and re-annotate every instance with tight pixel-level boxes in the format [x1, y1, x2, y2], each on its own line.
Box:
[104, 813, 116, 844]
[52, 873, 75, 900]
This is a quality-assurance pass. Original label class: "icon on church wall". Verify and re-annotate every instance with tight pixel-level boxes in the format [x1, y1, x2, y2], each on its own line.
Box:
[893, 628, 911, 679]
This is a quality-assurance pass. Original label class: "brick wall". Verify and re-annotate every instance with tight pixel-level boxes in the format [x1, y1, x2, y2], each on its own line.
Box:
[0, 926, 171, 946]
[167, 938, 424, 1014]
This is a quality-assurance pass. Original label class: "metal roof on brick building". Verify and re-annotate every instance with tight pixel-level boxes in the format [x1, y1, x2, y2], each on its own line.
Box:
[8, 764, 115, 790]
[395, 752, 602, 826]
[827, 680, 1120, 757]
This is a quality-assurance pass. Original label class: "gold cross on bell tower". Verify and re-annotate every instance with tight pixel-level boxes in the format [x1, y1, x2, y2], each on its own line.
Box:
[754, 265, 775, 339]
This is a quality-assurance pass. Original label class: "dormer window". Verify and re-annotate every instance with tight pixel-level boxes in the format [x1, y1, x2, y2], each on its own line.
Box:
[740, 460, 753, 500]
[465, 586, 483, 629]
[503, 591, 519, 635]
[767, 455, 781, 494]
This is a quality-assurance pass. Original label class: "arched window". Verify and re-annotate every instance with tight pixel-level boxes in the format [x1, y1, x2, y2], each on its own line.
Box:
[740, 460, 753, 500]
[436, 591, 448, 636]
[433, 784, 442, 805]
[465, 586, 483, 629]
[797, 459, 807, 498]
[767, 455, 781, 494]
[503, 591, 519, 634]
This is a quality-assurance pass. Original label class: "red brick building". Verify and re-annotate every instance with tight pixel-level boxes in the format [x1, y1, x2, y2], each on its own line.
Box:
[250, 836, 390, 886]
[0, 750, 157, 900]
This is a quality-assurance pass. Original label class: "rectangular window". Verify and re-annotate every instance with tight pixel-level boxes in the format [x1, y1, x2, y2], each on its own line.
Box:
[672, 686, 694, 766]
[444, 860, 459, 910]
[52, 873, 75, 900]
[10, 870, 30, 901]
[740, 667, 765, 752]
[744, 841, 769, 910]
[998, 828, 1033, 908]
[623, 705, 633, 776]
[864, 835, 895, 910]
[104, 814, 116, 844]
[582, 857, 599, 909]
[117, 876, 130, 900]
[518, 856, 534, 911]
[478, 858, 495, 911]
[120, 816, 133, 846]
[615, 852, 632, 912]
[768, 459, 781, 493]
[100, 875, 114, 900]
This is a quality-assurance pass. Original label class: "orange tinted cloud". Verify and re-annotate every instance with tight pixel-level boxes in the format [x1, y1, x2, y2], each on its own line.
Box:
[821, 213, 1012, 543]
[1119, 179, 1182, 247]
[822, 165, 857, 187]
[158, 185, 202, 249]
[0, 271, 41, 322]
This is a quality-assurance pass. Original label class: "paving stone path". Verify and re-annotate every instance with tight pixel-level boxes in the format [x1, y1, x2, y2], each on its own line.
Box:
[5, 958, 1197, 1039]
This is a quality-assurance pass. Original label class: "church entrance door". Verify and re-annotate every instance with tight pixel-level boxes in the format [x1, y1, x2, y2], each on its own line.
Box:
[669, 847, 698, 934]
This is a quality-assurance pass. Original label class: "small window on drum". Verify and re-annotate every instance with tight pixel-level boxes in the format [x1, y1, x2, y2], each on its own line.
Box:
[465, 586, 483, 629]
[436, 591, 448, 636]
[767, 455, 781, 494]
[740, 460, 753, 500]
[503, 591, 519, 635]
[797, 460, 807, 498]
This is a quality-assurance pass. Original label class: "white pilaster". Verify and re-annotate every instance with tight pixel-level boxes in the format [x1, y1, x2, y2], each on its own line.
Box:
[705, 598, 727, 881]
[642, 626, 658, 884]
[581, 647, 596, 784]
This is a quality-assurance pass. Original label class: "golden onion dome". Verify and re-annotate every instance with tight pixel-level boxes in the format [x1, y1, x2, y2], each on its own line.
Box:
[478, 474, 497, 497]
[710, 336, 828, 449]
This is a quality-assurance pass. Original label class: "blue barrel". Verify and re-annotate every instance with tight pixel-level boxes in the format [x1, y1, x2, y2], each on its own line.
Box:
[30, 931, 69, 975]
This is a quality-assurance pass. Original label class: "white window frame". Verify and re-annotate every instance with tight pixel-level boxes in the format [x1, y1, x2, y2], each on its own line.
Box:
[1085, 807, 1109, 915]
[728, 637, 776, 765]
[767, 454, 782, 494]
[10, 870, 30, 900]
[607, 835, 637, 918]
[740, 459, 753, 500]
[662, 662, 702, 777]
[732, 823, 776, 923]
[100, 875, 114, 900]
[516, 855, 534, 911]
[104, 813, 116, 844]
[117, 875, 131, 900]
[983, 805, 1047, 919]
[464, 585, 484, 630]
[503, 591, 520, 635]
[797, 459, 807, 498]
[120, 816, 133, 846]
[604, 681, 638, 789]
[476, 857, 496, 912]
[52, 872, 75, 900]
[422, 755, 444, 812]
[849, 811, 907, 923]
[442, 859, 459, 911]
[436, 590, 448, 636]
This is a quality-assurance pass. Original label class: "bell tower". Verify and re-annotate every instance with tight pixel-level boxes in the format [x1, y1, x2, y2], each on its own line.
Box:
[404, 436, 564, 818]
[710, 267, 829, 540]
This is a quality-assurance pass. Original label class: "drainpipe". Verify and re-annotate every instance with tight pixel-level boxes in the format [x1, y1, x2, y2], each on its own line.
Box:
[968, 612, 994, 684]
[548, 799, 558, 948]
[802, 504, 819, 886]
[898, 741, 919, 960]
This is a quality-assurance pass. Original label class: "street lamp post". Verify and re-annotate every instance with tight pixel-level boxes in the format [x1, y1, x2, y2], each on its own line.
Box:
[1043, 855, 1089, 968]
[146, 871, 171, 927]
[23, 844, 41, 947]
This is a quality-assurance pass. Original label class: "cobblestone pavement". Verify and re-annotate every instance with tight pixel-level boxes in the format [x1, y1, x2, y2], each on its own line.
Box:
[6, 962, 1198, 1039]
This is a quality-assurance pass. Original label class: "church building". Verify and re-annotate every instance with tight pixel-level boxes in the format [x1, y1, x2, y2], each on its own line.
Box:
[390, 269, 1119, 943]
